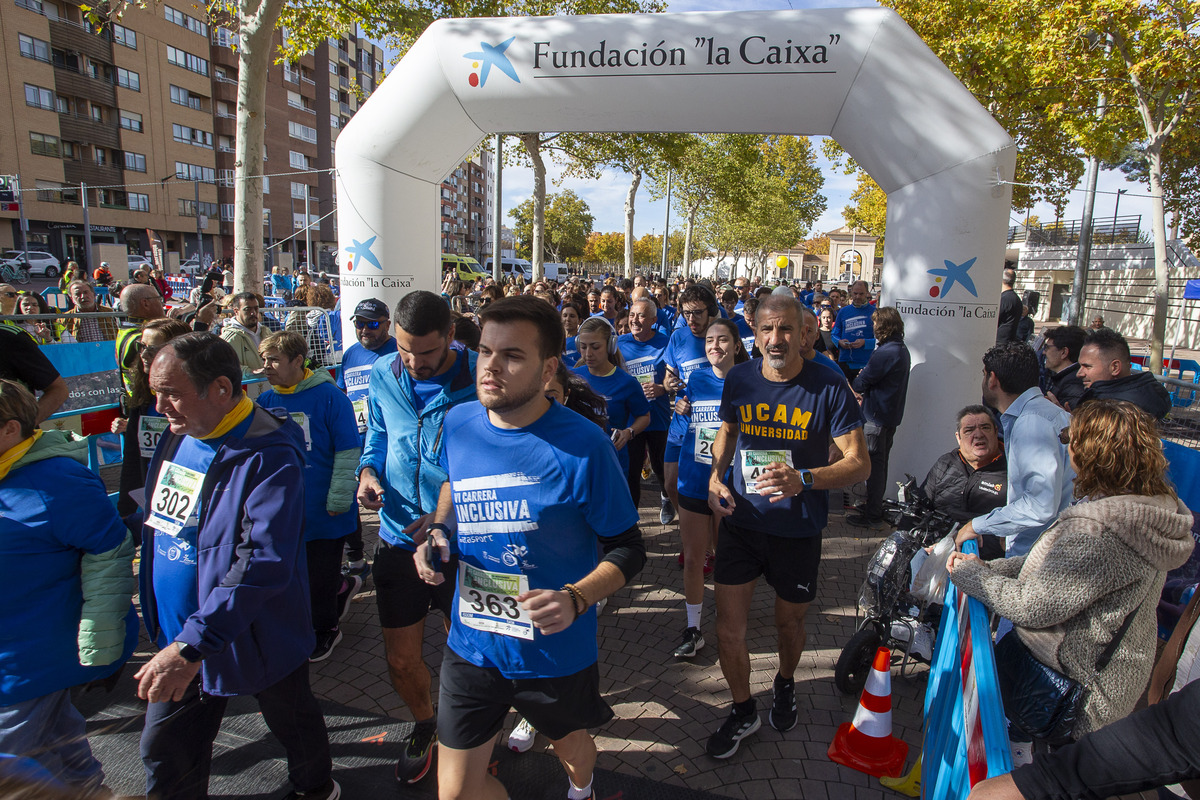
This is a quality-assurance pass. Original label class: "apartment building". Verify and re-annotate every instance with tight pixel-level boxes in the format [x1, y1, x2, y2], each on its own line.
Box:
[440, 148, 495, 263]
[0, 0, 386, 269]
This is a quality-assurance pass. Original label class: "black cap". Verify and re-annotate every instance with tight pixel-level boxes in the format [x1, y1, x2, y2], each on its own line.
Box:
[353, 298, 389, 321]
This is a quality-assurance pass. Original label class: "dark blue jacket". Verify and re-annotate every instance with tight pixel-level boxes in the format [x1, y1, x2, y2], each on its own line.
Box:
[852, 336, 911, 428]
[140, 405, 312, 696]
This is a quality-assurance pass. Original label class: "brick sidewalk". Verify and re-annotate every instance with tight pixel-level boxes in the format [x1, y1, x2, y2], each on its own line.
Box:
[313, 502, 929, 800]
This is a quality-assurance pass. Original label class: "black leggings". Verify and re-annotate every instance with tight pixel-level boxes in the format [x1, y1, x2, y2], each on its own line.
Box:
[625, 429, 667, 507]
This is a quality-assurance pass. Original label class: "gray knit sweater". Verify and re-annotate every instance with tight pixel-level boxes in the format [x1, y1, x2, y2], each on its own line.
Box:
[950, 494, 1194, 737]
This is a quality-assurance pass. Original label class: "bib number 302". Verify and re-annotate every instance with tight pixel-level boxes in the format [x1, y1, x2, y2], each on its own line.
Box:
[147, 461, 204, 536]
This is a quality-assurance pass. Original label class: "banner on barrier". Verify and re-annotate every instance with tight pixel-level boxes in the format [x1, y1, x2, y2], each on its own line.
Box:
[40, 341, 122, 415]
[922, 540, 1012, 799]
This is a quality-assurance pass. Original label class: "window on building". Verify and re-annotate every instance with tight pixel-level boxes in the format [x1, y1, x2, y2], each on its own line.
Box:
[261, 175, 270, 194]
[289, 151, 308, 169]
[170, 85, 205, 110]
[220, 203, 235, 221]
[97, 188, 125, 207]
[175, 162, 216, 184]
[218, 135, 233, 152]
[119, 110, 143, 132]
[178, 199, 218, 217]
[167, 46, 208, 76]
[218, 168, 234, 187]
[30, 132, 60, 157]
[18, 34, 50, 62]
[165, 6, 207, 36]
[291, 181, 307, 199]
[94, 147, 107, 166]
[61, 141, 77, 159]
[125, 151, 147, 172]
[215, 100, 232, 118]
[128, 192, 149, 212]
[330, 115, 339, 129]
[288, 121, 317, 143]
[112, 24, 136, 49]
[287, 90, 304, 110]
[24, 84, 55, 110]
[17, 0, 45, 14]
[116, 68, 140, 91]
[213, 27, 237, 48]
[90, 105, 103, 122]
[329, 60, 338, 74]
[172, 123, 212, 148]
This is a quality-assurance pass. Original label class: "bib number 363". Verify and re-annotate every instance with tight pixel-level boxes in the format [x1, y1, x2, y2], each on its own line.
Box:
[458, 563, 534, 640]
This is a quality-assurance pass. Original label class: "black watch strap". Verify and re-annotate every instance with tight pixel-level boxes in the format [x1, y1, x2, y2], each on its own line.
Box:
[427, 522, 453, 538]
[175, 641, 204, 663]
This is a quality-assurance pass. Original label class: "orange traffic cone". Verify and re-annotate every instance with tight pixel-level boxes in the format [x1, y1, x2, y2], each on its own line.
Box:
[828, 646, 909, 778]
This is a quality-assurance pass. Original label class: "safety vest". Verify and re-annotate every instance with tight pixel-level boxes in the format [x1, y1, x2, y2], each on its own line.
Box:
[115, 321, 144, 394]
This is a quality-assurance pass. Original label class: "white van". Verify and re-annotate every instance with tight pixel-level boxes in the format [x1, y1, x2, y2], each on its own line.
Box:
[543, 263, 568, 282]
[484, 257, 533, 281]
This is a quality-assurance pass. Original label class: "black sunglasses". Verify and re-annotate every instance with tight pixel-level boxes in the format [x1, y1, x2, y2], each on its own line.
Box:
[354, 318, 382, 329]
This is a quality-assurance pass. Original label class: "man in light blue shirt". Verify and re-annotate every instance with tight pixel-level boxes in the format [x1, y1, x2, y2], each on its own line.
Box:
[956, 343, 1073, 558]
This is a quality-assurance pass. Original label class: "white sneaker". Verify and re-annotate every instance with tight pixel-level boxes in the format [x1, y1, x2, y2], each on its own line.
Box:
[1009, 740, 1033, 767]
[910, 623, 935, 661]
[508, 718, 536, 753]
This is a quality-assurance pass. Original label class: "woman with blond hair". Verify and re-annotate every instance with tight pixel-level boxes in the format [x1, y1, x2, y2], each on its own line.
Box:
[949, 400, 1193, 755]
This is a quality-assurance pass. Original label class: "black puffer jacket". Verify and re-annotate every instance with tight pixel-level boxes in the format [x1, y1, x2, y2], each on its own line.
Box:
[1081, 372, 1173, 420]
[921, 449, 1009, 559]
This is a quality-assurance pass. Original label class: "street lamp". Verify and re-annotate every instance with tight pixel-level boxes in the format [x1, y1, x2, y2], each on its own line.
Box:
[1112, 188, 1128, 243]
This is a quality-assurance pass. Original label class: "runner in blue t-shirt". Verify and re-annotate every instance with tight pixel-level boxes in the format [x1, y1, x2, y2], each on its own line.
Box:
[617, 297, 670, 507]
[415, 296, 645, 800]
[560, 301, 583, 368]
[571, 317, 651, 476]
[670, 318, 748, 661]
[259, 331, 361, 662]
[661, 285, 719, 527]
[704, 294, 870, 760]
[830, 280, 876, 380]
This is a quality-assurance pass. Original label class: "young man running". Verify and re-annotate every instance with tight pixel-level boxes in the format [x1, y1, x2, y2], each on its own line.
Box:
[415, 296, 646, 800]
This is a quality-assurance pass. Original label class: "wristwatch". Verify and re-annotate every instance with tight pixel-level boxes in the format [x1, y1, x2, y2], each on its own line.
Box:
[427, 522, 453, 539]
[175, 641, 203, 663]
[799, 469, 816, 490]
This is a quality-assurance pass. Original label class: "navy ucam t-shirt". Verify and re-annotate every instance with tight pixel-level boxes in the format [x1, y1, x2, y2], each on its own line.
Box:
[717, 360, 863, 537]
[440, 401, 639, 679]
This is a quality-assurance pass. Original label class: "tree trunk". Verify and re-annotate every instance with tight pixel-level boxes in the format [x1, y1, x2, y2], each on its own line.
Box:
[1147, 143, 1170, 375]
[519, 133, 545, 283]
[683, 206, 696, 279]
[623, 170, 641, 280]
[232, 0, 284, 295]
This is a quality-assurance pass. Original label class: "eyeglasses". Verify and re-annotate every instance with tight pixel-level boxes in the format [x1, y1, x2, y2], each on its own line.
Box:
[679, 309, 708, 319]
[354, 318, 382, 329]
[1058, 426, 1071, 445]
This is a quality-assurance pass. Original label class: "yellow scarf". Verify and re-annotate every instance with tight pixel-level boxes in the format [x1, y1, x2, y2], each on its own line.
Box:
[0, 430, 44, 482]
[200, 395, 254, 440]
[273, 368, 313, 395]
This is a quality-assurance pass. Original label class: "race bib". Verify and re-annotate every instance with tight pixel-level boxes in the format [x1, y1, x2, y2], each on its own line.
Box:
[694, 425, 717, 465]
[741, 449, 794, 496]
[635, 372, 654, 386]
[290, 412, 311, 451]
[458, 563, 533, 640]
[138, 416, 170, 459]
[148, 461, 204, 536]
[352, 398, 368, 434]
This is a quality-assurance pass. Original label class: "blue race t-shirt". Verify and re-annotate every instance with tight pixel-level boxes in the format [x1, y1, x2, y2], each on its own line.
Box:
[655, 306, 676, 335]
[665, 327, 710, 446]
[339, 338, 398, 439]
[571, 365, 651, 472]
[831, 303, 876, 369]
[149, 415, 253, 647]
[717, 360, 863, 537]
[678, 368, 726, 501]
[562, 336, 579, 368]
[617, 331, 670, 432]
[730, 314, 755, 356]
[414, 361, 459, 412]
[441, 401, 639, 679]
[259, 380, 360, 540]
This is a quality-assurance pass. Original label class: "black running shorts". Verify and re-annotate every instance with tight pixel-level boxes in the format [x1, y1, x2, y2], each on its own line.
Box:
[713, 519, 821, 604]
[373, 540, 457, 629]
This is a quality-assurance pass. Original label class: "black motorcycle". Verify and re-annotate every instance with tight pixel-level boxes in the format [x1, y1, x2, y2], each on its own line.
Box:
[834, 477, 958, 695]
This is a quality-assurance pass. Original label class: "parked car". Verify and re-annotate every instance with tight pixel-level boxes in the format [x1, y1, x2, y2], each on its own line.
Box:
[128, 255, 154, 274]
[1, 249, 61, 278]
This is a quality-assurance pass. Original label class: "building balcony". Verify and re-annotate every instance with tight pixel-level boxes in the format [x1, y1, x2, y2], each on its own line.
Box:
[53, 65, 116, 106]
[58, 114, 121, 149]
[63, 159, 123, 187]
[212, 79, 237, 103]
[48, 17, 112, 64]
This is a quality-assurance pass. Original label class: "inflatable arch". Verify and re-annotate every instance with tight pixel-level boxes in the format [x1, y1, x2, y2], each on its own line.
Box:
[336, 8, 1016, 483]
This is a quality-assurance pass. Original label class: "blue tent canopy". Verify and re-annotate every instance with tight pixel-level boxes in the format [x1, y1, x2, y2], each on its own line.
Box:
[1186, 279, 1200, 300]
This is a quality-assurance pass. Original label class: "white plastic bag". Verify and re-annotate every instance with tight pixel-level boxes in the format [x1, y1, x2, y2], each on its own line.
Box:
[912, 532, 956, 606]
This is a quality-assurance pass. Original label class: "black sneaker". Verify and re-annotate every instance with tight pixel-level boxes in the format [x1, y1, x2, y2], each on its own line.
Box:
[395, 723, 437, 784]
[281, 779, 341, 800]
[310, 629, 343, 663]
[672, 627, 705, 659]
[659, 497, 676, 526]
[335, 574, 364, 622]
[705, 706, 761, 759]
[342, 560, 372, 580]
[769, 674, 797, 732]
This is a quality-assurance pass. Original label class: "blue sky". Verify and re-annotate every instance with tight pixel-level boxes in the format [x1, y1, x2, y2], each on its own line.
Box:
[469, 0, 1160, 243]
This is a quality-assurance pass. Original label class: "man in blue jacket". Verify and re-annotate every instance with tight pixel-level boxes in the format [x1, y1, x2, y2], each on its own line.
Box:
[356, 290, 477, 784]
[847, 307, 911, 530]
[136, 333, 337, 800]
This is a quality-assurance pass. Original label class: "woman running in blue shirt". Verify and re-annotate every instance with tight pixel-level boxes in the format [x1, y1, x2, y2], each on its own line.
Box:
[571, 317, 650, 477]
[672, 318, 749, 659]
